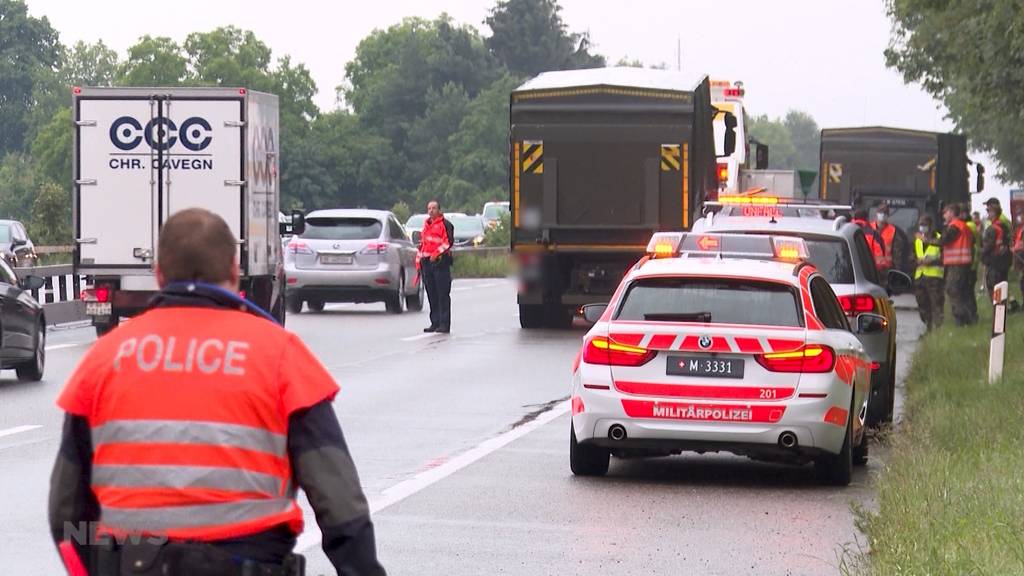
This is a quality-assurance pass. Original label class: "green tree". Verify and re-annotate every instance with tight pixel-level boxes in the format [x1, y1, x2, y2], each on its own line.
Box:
[390, 201, 411, 224]
[30, 107, 72, 187]
[342, 15, 501, 155]
[0, 153, 40, 222]
[747, 114, 797, 170]
[885, 0, 1024, 180]
[447, 73, 521, 202]
[119, 36, 190, 86]
[64, 40, 119, 86]
[406, 83, 471, 184]
[0, 0, 61, 156]
[28, 179, 71, 245]
[281, 111, 394, 210]
[485, 0, 605, 77]
[783, 110, 820, 171]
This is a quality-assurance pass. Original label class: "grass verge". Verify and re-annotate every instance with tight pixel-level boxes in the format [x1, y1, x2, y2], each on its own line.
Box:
[451, 250, 511, 279]
[857, 286, 1024, 574]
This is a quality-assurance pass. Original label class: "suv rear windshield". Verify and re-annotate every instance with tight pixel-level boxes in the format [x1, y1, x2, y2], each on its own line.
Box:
[803, 237, 855, 284]
[0, 224, 10, 243]
[615, 277, 803, 327]
[302, 217, 383, 240]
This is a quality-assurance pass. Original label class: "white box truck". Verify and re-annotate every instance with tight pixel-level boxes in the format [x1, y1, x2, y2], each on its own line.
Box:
[73, 87, 292, 335]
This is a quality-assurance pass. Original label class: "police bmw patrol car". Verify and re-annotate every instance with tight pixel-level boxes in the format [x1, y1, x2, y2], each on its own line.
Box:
[570, 233, 877, 485]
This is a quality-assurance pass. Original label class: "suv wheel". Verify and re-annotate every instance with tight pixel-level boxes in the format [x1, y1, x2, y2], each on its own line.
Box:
[406, 274, 425, 311]
[386, 273, 406, 314]
[286, 297, 303, 314]
[307, 299, 325, 313]
[815, 398, 854, 486]
[570, 423, 609, 476]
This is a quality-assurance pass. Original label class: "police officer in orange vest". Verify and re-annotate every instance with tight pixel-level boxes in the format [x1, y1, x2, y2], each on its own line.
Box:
[419, 200, 455, 334]
[1013, 207, 1024, 300]
[49, 209, 385, 575]
[852, 208, 887, 272]
[870, 203, 910, 278]
[928, 204, 975, 326]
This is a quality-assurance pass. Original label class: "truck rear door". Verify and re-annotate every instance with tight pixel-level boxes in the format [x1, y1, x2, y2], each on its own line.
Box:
[161, 98, 244, 246]
[76, 98, 157, 268]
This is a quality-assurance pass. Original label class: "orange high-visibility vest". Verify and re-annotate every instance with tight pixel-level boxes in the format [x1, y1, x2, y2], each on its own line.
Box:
[871, 222, 897, 269]
[57, 307, 339, 542]
[854, 219, 886, 268]
[943, 218, 973, 266]
[419, 216, 451, 259]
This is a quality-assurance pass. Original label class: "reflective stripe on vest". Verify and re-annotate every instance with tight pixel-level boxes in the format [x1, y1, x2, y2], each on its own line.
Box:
[100, 498, 297, 533]
[92, 420, 288, 458]
[93, 464, 285, 495]
[943, 219, 972, 265]
[915, 237, 943, 279]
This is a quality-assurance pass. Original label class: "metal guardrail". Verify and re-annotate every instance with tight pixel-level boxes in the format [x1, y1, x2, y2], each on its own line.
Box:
[451, 246, 509, 255]
[34, 245, 74, 255]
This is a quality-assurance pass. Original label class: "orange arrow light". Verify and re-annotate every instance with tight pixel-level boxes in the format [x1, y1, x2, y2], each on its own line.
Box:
[697, 235, 720, 250]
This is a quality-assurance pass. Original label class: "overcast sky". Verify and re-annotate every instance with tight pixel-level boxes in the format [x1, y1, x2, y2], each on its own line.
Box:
[23, 0, 1011, 205]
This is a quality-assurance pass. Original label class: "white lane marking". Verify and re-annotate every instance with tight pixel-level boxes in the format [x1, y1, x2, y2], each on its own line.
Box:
[46, 342, 91, 352]
[400, 333, 444, 342]
[0, 425, 43, 439]
[295, 400, 571, 553]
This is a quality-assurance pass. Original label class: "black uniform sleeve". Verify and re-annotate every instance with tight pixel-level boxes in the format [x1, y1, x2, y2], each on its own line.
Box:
[48, 414, 99, 544]
[288, 400, 386, 576]
[937, 225, 960, 246]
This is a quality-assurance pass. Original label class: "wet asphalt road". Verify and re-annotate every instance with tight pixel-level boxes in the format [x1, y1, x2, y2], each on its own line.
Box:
[0, 281, 923, 575]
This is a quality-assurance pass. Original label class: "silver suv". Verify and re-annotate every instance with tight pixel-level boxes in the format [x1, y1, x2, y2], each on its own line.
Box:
[696, 213, 910, 427]
[284, 209, 424, 314]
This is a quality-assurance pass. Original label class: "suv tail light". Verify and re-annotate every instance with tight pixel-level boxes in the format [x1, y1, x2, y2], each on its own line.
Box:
[582, 336, 656, 367]
[361, 242, 389, 255]
[81, 286, 111, 303]
[756, 345, 835, 373]
[838, 294, 875, 315]
[287, 240, 313, 255]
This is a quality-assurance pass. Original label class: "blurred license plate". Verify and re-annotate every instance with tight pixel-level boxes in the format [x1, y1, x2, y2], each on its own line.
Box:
[667, 356, 744, 379]
[321, 254, 352, 265]
[85, 302, 112, 316]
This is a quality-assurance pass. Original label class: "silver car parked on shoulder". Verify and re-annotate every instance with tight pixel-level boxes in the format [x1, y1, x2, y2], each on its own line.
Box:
[284, 209, 424, 314]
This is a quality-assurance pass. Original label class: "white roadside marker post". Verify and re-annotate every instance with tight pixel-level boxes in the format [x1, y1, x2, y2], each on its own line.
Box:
[989, 281, 1009, 384]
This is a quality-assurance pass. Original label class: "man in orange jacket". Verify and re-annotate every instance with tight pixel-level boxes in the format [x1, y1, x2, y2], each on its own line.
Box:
[419, 200, 455, 334]
[49, 208, 385, 575]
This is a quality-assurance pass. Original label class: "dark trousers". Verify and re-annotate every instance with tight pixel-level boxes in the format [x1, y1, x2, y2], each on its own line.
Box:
[422, 259, 452, 329]
[986, 263, 1010, 296]
[966, 267, 979, 322]
[945, 265, 975, 326]
[915, 276, 944, 330]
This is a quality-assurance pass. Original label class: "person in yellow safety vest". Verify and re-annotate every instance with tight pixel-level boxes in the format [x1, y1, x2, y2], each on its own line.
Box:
[914, 214, 944, 331]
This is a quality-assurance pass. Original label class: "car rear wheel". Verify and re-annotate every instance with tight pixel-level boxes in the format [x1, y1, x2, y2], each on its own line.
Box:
[406, 273, 425, 311]
[16, 322, 45, 382]
[307, 299, 325, 313]
[866, 363, 890, 428]
[519, 304, 544, 329]
[386, 273, 406, 314]
[570, 423, 609, 476]
[286, 296, 303, 314]
[815, 398, 854, 486]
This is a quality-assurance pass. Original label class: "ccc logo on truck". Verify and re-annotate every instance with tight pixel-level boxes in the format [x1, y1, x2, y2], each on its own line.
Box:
[110, 116, 213, 152]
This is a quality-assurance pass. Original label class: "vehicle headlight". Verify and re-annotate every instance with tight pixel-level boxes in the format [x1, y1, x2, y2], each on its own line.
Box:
[473, 235, 485, 245]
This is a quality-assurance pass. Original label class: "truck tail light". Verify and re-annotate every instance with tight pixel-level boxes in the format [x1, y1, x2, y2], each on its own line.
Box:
[838, 294, 875, 315]
[288, 240, 313, 255]
[81, 286, 111, 303]
[756, 345, 835, 373]
[582, 336, 656, 367]
[717, 163, 729, 182]
[361, 242, 389, 255]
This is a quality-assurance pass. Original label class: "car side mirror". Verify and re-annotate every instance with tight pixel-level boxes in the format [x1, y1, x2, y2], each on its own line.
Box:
[19, 275, 45, 291]
[411, 230, 422, 245]
[290, 210, 306, 237]
[886, 269, 913, 295]
[719, 112, 738, 158]
[857, 313, 888, 335]
[12, 238, 27, 248]
[581, 303, 608, 324]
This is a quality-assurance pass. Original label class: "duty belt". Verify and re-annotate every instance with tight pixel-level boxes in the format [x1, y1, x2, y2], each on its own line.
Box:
[89, 540, 305, 576]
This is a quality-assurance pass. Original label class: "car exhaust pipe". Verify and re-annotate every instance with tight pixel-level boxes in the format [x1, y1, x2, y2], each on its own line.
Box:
[608, 424, 627, 441]
[778, 431, 798, 449]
